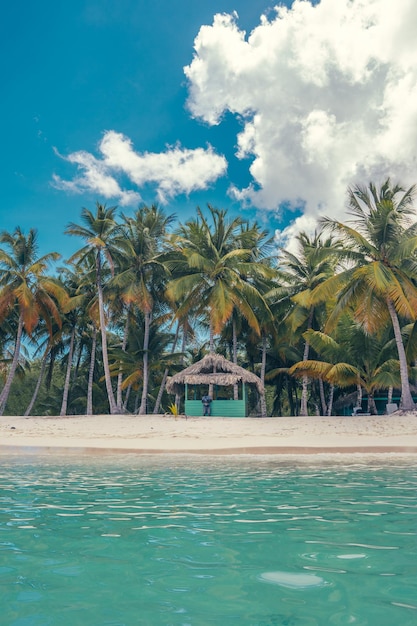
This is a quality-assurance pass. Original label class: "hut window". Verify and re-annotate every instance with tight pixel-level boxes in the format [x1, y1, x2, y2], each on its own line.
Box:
[188, 385, 209, 400]
[215, 386, 235, 400]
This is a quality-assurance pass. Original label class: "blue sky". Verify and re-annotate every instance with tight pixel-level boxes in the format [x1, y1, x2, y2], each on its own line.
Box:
[2, 0, 417, 259]
[1, 0, 280, 259]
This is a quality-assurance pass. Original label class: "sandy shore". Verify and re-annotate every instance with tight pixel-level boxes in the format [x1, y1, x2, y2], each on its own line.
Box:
[1, 413, 417, 456]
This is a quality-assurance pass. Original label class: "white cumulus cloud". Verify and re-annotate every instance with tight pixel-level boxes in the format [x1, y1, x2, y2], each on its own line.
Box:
[53, 131, 227, 205]
[184, 0, 417, 246]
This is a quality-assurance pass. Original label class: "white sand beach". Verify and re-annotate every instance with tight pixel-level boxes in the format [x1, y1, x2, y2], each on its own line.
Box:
[1, 413, 417, 455]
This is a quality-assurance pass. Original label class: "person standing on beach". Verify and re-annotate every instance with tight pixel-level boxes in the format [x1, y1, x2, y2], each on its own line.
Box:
[202, 394, 212, 416]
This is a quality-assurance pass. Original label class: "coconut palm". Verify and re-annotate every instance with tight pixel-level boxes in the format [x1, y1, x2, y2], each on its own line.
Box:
[113, 205, 174, 414]
[316, 180, 417, 411]
[24, 321, 62, 416]
[108, 311, 178, 413]
[0, 227, 64, 414]
[289, 318, 401, 414]
[262, 300, 304, 417]
[217, 220, 277, 410]
[60, 260, 102, 415]
[166, 206, 270, 353]
[152, 305, 193, 414]
[59, 312, 78, 416]
[274, 231, 341, 415]
[232, 221, 277, 367]
[65, 203, 121, 414]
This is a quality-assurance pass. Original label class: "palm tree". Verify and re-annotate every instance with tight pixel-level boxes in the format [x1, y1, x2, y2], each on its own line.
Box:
[262, 311, 301, 416]
[113, 205, 174, 414]
[59, 311, 78, 416]
[167, 208, 275, 416]
[289, 319, 401, 414]
[24, 321, 61, 416]
[0, 227, 64, 414]
[316, 180, 417, 411]
[60, 261, 101, 415]
[231, 221, 276, 368]
[167, 206, 270, 353]
[109, 311, 177, 413]
[275, 231, 341, 415]
[152, 300, 195, 414]
[65, 203, 120, 414]
[152, 320, 181, 414]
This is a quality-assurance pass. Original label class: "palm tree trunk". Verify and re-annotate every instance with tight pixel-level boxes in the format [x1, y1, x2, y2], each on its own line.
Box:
[153, 321, 181, 414]
[123, 383, 132, 412]
[24, 346, 49, 416]
[45, 348, 56, 391]
[289, 377, 298, 416]
[209, 320, 215, 353]
[171, 324, 187, 413]
[259, 333, 267, 417]
[232, 318, 237, 363]
[116, 305, 130, 411]
[208, 320, 215, 398]
[319, 378, 327, 415]
[356, 383, 363, 408]
[180, 324, 187, 364]
[73, 335, 83, 379]
[86, 325, 97, 415]
[154, 368, 169, 415]
[300, 308, 314, 416]
[387, 298, 415, 410]
[0, 313, 24, 415]
[300, 340, 310, 416]
[232, 318, 239, 399]
[367, 391, 377, 415]
[96, 252, 117, 414]
[139, 310, 151, 415]
[387, 385, 393, 405]
[327, 383, 334, 416]
[173, 323, 187, 412]
[60, 325, 76, 417]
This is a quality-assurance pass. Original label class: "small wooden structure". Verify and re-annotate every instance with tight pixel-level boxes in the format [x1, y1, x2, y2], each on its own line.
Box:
[166, 353, 265, 417]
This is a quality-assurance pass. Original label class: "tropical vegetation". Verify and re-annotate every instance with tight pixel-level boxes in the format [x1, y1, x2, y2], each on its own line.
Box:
[2, 179, 417, 416]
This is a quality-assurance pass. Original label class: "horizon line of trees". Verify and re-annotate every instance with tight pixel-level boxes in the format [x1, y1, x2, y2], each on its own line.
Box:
[2, 178, 417, 417]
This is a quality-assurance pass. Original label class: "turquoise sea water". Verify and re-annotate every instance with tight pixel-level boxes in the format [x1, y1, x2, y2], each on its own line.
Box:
[1, 456, 417, 626]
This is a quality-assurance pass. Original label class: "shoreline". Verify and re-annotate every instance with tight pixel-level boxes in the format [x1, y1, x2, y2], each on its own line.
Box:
[1, 413, 417, 457]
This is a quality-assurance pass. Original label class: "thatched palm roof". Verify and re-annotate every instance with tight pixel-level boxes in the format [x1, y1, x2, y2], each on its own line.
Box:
[166, 353, 264, 395]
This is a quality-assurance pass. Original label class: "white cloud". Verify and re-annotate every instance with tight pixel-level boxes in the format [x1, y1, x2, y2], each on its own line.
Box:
[53, 131, 227, 205]
[184, 0, 417, 246]
[52, 147, 140, 206]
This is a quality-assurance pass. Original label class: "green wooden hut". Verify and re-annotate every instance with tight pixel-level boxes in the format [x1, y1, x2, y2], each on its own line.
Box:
[166, 353, 265, 417]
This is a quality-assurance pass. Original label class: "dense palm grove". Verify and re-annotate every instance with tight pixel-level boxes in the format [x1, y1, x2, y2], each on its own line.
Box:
[2, 179, 417, 417]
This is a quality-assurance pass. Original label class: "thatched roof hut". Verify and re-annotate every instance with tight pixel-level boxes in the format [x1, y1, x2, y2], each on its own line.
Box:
[166, 353, 264, 395]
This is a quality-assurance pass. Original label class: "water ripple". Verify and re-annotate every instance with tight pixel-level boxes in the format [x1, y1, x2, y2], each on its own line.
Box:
[1, 458, 417, 625]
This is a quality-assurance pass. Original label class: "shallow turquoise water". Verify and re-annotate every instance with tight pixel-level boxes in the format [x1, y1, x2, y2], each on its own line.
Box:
[1, 456, 417, 626]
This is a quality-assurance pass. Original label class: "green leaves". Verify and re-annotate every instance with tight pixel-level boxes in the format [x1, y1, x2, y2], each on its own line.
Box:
[166, 205, 275, 344]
